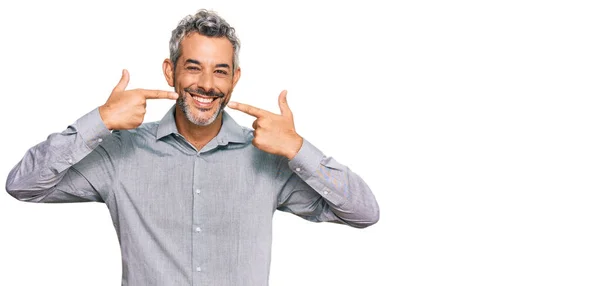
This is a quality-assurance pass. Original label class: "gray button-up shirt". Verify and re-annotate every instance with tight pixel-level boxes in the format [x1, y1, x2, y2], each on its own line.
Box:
[6, 105, 380, 286]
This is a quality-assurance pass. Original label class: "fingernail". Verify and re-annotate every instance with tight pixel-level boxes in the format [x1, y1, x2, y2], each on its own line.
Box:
[170, 92, 179, 98]
[227, 102, 237, 107]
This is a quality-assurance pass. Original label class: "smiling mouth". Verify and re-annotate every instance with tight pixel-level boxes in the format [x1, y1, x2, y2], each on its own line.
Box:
[189, 92, 219, 104]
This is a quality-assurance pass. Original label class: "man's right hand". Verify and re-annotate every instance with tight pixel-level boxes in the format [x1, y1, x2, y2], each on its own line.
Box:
[99, 69, 179, 130]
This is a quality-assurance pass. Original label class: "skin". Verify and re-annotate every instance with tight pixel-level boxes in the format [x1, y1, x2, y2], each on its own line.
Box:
[98, 71, 179, 130]
[162, 33, 240, 149]
[99, 32, 303, 159]
[228, 93, 303, 160]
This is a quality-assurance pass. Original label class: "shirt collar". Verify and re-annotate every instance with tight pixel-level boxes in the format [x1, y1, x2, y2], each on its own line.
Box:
[155, 105, 248, 145]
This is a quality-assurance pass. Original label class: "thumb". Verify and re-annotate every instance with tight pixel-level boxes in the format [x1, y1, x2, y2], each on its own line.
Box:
[278, 90, 292, 118]
[113, 69, 130, 92]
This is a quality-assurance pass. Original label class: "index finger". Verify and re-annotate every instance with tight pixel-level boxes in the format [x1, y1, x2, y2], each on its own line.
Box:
[227, 101, 270, 118]
[140, 89, 179, 100]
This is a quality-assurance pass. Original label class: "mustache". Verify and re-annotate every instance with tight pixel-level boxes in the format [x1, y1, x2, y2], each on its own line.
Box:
[183, 87, 225, 98]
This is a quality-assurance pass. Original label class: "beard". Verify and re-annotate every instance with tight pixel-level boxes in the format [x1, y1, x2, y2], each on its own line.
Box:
[172, 72, 229, 126]
[177, 94, 227, 126]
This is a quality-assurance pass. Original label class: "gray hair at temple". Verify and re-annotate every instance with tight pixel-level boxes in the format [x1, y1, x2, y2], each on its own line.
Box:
[169, 9, 240, 74]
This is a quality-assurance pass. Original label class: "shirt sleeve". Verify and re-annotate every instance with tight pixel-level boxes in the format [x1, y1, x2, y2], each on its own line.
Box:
[276, 139, 380, 228]
[5, 108, 119, 203]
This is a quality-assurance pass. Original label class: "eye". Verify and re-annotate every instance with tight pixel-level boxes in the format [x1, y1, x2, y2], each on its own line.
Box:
[215, 70, 228, 75]
[186, 66, 200, 71]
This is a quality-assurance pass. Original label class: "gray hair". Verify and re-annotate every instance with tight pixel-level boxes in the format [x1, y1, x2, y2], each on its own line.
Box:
[169, 9, 240, 73]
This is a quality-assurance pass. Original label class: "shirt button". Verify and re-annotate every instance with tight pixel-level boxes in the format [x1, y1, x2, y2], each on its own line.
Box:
[295, 167, 301, 172]
[195, 189, 201, 194]
[196, 266, 202, 272]
[324, 191, 329, 195]
[67, 159, 73, 164]
[98, 138, 103, 143]
[195, 227, 201, 232]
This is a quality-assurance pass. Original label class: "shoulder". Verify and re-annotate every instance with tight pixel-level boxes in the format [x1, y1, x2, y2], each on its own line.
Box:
[110, 121, 160, 144]
[240, 126, 254, 142]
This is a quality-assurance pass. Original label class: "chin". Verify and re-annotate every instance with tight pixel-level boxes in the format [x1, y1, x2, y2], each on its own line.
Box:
[179, 97, 223, 126]
[191, 111, 220, 126]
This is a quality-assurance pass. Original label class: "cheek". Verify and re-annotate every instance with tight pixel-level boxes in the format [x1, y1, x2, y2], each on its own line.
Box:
[174, 73, 196, 89]
[215, 79, 234, 95]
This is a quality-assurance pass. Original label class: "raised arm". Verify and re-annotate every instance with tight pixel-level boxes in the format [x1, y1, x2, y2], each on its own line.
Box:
[6, 108, 117, 203]
[6, 69, 178, 203]
[227, 90, 379, 228]
[276, 139, 380, 228]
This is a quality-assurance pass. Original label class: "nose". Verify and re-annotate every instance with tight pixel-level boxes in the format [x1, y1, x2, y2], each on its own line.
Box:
[197, 70, 215, 92]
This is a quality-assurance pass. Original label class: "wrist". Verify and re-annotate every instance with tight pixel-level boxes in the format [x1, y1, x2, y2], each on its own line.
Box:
[98, 105, 113, 130]
[285, 135, 303, 160]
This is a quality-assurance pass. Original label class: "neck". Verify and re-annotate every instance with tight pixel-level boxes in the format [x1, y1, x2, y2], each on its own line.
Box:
[174, 107, 223, 150]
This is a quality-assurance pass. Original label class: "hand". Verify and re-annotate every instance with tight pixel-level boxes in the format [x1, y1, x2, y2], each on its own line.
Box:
[227, 90, 303, 159]
[99, 69, 179, 130]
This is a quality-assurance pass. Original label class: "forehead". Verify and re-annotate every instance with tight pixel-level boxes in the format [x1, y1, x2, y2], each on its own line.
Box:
[179, 32, 234, 65]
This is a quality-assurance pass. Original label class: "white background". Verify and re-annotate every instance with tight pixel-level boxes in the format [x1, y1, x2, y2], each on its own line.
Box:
[0, 0, 599, 285]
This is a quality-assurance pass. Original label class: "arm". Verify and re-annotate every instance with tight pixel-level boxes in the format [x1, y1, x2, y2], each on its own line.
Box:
[6, 70, 177, 203]
[5, 108, 117, 203]
[276, 139, 380, 228]
[227, 90, 379, 228]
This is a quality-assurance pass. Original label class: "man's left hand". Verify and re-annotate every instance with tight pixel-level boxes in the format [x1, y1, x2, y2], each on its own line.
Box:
[227, 90, 303, 160]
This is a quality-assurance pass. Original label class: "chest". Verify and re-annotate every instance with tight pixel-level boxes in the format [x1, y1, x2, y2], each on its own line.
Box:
[113, 145, 282, 233]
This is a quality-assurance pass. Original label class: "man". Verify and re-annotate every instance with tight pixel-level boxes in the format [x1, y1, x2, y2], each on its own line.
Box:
[6, 9, 379, 286]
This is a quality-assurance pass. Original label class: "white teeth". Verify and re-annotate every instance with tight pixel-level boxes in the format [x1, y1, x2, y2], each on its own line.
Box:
[192, 96, 214, 103]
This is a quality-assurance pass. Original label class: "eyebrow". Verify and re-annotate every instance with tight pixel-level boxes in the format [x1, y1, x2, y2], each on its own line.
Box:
[184, 59, 230, 69]
[185, 59, 201, 65]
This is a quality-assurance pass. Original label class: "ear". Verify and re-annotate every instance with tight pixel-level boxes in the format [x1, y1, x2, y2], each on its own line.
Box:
[224, 67, 242, 106]
[163, 59, 175, 87]
[232, 67, 241, 90]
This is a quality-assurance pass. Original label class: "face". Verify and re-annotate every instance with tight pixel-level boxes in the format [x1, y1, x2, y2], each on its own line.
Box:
[163, 32, 240, 126]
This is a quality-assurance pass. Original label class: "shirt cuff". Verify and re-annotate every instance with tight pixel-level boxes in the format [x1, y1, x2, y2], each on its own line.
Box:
[288, 139, 324, 179]
[287, 139, 347, 206]
[75, 108, 112, 151]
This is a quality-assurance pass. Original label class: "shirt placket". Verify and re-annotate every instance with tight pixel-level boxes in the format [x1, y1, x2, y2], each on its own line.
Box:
[192, 152, 207, 284]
